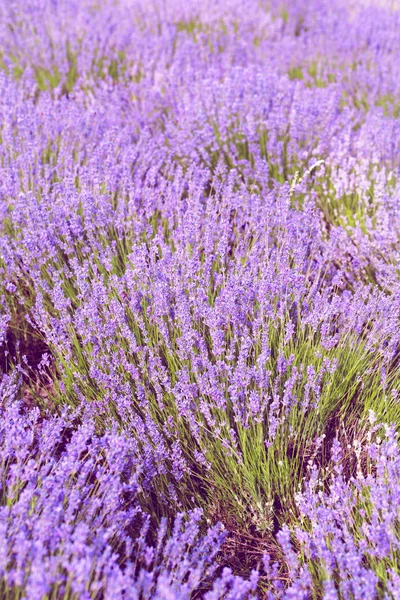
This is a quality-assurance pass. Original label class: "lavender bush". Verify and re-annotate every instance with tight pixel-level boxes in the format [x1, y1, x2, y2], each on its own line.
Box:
[1, 0, 400, 597]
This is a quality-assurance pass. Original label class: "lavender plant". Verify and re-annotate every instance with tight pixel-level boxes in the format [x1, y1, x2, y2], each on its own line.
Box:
[0, 375, 258, 599]
[1, 0, 400, 597]
[264, 422, 400, 599]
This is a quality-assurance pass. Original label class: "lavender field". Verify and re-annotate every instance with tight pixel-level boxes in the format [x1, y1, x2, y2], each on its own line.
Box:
[1, 0, 400, 598]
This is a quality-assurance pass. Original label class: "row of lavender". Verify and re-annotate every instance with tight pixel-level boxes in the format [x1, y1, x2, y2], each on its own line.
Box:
[1, 0, 400, 598]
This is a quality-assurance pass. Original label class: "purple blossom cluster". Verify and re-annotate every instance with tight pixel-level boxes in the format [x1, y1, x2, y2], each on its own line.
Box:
[264, 425, 400, 599]
[1, 0, 400, 597]
[0, 375, 257, 599]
